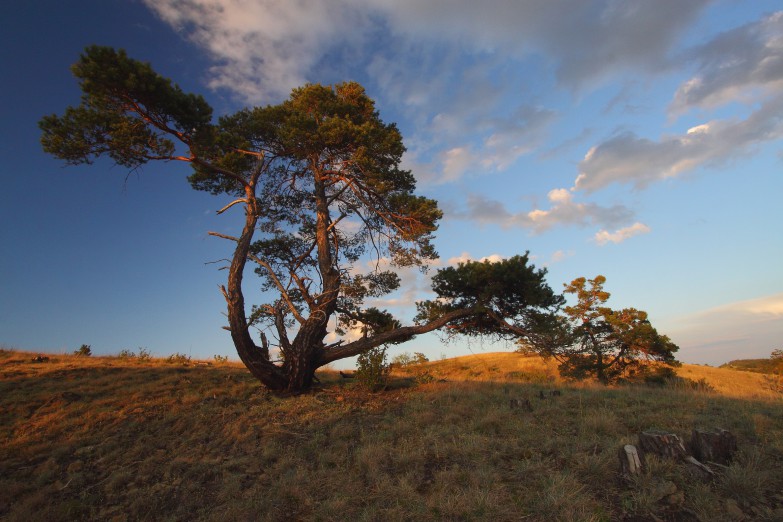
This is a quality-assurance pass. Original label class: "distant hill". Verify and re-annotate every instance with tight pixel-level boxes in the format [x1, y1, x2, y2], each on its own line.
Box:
[720, 357, 782, 374]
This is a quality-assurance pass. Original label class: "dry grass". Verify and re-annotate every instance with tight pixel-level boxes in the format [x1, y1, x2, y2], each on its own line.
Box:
[1, 348, 782, 521]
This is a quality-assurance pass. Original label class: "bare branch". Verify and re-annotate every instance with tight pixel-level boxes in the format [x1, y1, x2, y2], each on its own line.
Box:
[217, 198, 248, 215]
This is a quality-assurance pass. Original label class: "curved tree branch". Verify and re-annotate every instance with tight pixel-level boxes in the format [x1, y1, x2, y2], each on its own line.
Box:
[319, 306, 482, 365]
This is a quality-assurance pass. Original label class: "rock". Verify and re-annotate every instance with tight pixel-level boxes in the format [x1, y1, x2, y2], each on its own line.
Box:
[662, 490, 685, 508]
[725, 499, 745, 520]
[652, 480, 678, 502]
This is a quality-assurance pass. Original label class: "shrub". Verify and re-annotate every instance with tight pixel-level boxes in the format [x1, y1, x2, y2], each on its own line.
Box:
[214, 354, 229, 364]
[74, 344, 92, 357]
[391, 352, 413, 367]
[355, 347, 390, 392]
[137, 347, 152, 361]
[167, 352, 191, 364]
[641, 366, 678, 386]
[118, 349, 136, 359]
[412, 352, 429, 365]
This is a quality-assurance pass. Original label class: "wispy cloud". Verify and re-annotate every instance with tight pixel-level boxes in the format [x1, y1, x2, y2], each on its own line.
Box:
[446, 252, 505, 265]
[575, 94, 783, 192]
[455, 189, 634, 234]
[666, 293, 783, 364]
[671, 11, 783, 114]
[142, 0, 712, 184]
[594, 222, 650, 245]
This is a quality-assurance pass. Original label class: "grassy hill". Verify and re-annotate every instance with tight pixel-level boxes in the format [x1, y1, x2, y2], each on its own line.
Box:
[1, 349, 781, 521]
[720, 358, 782, 375]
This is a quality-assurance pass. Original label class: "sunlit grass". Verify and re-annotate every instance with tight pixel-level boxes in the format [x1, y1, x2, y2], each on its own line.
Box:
[1, 348, 781, 521]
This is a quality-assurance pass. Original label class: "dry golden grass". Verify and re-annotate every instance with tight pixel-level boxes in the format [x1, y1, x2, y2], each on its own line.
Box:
[1, 348, 782, 521]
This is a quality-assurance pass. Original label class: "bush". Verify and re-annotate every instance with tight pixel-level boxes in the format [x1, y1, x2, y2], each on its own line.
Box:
[391, 352, 413, 367]
[118, 347, 152, 361]
[355, 347, 390, 392]
[412, 352, 429, 365]
[214, 354, 229, 364]
[167, 352, 191, 364]
[391, 351, 429, 367]
[73, 344, 92, 357]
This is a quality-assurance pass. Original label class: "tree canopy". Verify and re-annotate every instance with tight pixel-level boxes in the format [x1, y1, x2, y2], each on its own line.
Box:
[523, 276, 680, 384]
[41, 46, 564, 392]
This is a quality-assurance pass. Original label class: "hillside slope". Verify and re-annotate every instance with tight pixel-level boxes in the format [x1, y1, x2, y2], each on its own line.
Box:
[1, 349, 782, 521]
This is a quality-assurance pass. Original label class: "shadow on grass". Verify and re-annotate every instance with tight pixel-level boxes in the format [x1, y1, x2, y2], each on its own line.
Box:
[1, 356, 782, 521]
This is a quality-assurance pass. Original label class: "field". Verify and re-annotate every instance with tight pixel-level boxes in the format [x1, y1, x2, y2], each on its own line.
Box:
[1, 349, 782, 521]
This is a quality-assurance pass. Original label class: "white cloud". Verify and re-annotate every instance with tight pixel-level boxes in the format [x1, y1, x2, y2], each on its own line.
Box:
[142, 0, 711, 184]
[367, 0, 710, 90]
[575, 93, 783, 192]
[594, 222, 650, 245]
[143, 0, 370, 103]
[459, 191, 634, 234]
[671, 11, 783, 113]
[446, 252, 505, 265]
[665, 293, 783, 364]
[702, 293, 783, 319]
[549, 250, 574, 264]
[441, 147, 473, 182]
[420, 104, 556, 183]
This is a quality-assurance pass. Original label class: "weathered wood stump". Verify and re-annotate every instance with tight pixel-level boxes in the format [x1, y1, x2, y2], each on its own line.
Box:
[638, 430, 715, 479]
[690, 428, 737, 465]
[638, 430, 689, 460]
[509, 398, 533, 411]
[619, 444, 644, 476]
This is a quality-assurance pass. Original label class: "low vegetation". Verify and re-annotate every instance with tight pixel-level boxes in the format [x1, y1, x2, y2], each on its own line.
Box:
[1, 348, 781, 521]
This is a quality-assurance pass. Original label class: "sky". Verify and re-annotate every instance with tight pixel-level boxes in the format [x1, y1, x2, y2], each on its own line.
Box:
[1, 0, 781, 367]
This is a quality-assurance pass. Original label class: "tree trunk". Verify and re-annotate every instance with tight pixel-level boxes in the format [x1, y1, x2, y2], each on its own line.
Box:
[225, 197, 288, 391]
[284, 321, 326, 392]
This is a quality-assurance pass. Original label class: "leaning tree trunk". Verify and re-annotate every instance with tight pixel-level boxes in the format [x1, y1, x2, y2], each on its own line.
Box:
[225, 198, 288, 391]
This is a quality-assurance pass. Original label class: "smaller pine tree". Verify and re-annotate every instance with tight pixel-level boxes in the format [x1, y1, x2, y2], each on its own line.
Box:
[74, 344, 92, 357]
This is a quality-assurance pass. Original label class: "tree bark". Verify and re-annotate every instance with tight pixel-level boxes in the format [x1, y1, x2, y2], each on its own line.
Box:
[690, 428, 736, 465]
[319, 307, 481, 365]
[225, 195, 288, 390]
[638, 430, 689, 460]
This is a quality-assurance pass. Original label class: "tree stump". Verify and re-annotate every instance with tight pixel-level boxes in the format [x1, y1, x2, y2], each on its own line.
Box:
[638, 430, 689, 460]
[690, 428, 737, 465]
[509, 398, 533, 411]
[639, 430, 715, 480]
[619, 444, 644, 476]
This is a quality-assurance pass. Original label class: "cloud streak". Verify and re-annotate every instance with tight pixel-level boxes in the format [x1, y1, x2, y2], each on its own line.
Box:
[594, 222, 650, 245]
[671, 11, 783, 113]
[458, 189, 634, 233]
[575, 94, 783, 192]
[666, 293, 783, 364]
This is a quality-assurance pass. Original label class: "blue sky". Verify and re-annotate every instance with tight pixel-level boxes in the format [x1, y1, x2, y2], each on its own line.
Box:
[1, 0, 781, 366]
